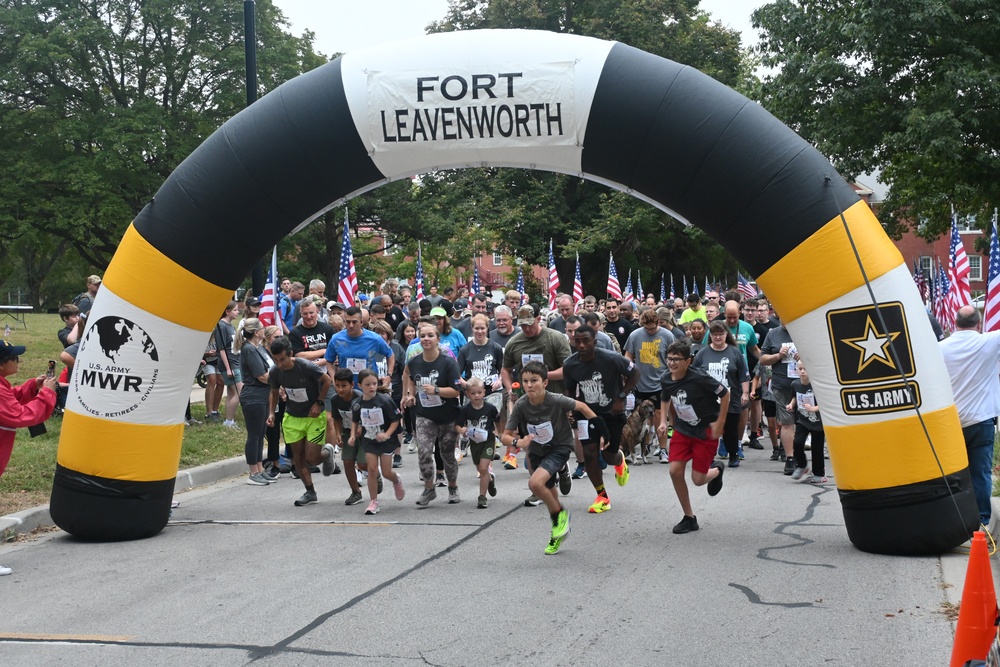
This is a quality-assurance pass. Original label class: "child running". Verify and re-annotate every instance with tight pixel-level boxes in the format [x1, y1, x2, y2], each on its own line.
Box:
[456, 377, 500, 508]
[656, 340, 728, 534]
[786, 360, 827, 483]
[349, 369, 405, 515]
[330, 368, 366, 506]
[502, 361, 608, 555]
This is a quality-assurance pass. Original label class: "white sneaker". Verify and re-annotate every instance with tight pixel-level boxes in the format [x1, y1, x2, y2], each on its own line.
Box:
[407, 443, 418, 453]
[659, 450, 670, 464]
[791, 466, 810, 481]
[0, 565, 11, 576]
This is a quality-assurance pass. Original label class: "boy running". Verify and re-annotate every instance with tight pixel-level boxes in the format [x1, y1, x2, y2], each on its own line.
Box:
[456, 377, 500, 508]
[330, 368, 365, 505]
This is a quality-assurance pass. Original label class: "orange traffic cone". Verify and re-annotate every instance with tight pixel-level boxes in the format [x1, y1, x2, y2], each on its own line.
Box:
[950, 531, 999, 667]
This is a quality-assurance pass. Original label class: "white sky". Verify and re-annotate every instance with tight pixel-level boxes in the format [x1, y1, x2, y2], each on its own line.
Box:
[272, 0, 763, 58]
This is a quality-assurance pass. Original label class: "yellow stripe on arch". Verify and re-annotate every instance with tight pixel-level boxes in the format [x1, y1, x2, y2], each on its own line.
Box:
[826, 406, 966, 490]
[102, 224, 232, 331]
[56, 411, 183, 482]
[757, 200, 902, 323]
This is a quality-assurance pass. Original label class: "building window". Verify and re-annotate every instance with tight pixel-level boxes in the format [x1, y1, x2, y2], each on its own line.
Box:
[382, 235, 395, 256]
[957, 215, 977, 232]
[969, 255, 982, 282]
[918, 256, 933, 276]
[493, 252, 503, 266]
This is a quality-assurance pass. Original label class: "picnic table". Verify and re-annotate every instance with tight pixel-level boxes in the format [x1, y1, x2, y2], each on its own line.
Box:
[0, 304, 33, 329]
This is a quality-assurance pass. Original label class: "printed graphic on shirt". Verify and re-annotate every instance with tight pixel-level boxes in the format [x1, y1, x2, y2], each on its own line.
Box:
[670, 389, 699, 425]
[827, 302, 914, 385]
[638, 340, 662, 368]
[577, 371, 611, 407]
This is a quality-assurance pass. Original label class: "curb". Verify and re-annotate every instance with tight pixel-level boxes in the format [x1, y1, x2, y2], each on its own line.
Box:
[1, 456, 248, 541]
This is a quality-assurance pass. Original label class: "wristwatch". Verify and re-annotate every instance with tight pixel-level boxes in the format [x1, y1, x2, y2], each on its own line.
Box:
[618, 391, 627, 400]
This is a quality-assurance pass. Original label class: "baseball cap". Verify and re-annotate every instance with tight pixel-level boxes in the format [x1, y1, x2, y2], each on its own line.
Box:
[0, 340, 26, 361]
[245, 296, 261, 307]
[516, 304, 539, 325]
[454, 298, 469, 310]
[327, 301, 347, 311]
[430, 307, 448, 318]
[87, 275, 102, 286]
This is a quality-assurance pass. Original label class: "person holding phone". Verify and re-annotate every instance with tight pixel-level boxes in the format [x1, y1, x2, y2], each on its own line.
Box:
[0, 340, 58, 576]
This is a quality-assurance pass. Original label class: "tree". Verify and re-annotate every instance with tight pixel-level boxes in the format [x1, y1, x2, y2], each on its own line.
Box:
[0, 0, 325, 303]
[752, 0, 1000, 239]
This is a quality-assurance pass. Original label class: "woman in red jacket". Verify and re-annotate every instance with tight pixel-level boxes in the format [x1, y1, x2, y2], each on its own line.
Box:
[0, 340, 57, 576]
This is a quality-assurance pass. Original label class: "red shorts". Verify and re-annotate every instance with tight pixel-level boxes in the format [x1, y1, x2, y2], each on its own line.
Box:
[668, 430, 715, 474]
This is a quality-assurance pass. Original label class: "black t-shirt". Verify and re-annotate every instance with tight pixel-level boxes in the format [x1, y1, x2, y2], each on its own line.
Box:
[406, 353, 462, 423]
[660, 367, 729, 438]
[331, 389, 362, 436]
[385, 306, 407, 332]
[456, 339, 504, 395]
[563, 348, 637, 416]
[605, 317, 636, 350]
[693, 345, 748, 414]
[268, 358, 326, 418]
[289, 322, 335, 356]
[351, 392, 401, 445]
[457, 401, 500, 447]
[790, 379, 823, 431]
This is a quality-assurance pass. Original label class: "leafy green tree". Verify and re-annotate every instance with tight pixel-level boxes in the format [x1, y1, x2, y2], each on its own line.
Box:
[752, 0, 1000, 239]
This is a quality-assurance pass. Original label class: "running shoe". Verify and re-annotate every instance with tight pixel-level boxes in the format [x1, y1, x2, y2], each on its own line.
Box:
[588, 495, 611, 514]
[365, 500, 380, 515]
[294, 490, 318, 506]
[544, 535, 565, 555]
[392, 454, 403, 468]
[321, 444, 336, 476]
[524, 494, 542, 507]
[403, 432, 413, 444]
[667, 425, 674, 438]
[707, 461, 725, 497]
[503, 454, 518, 470]
[614, 455, 629, 487]
[747, 437, 765, 450]
[672, 514, 699, 534]
[415, 487, 437, 507]
[769, 448, 782, 461]
[0, 565, 11, 576]
[659, 449, 670, 464]
[716, 440, 727, 459]
[435, 472, 446, 488]
[783, 458, 796, 475]
[345, 491, 363, 506]
[729, 455, 740, 469]
[246, 473, 268, 486]
[804, 475, 829, 484]
[558, 467, 572, 495]
[552, 509, 570, 539]
[407, 442, 418, 453]
[738, 445, 745, 460]
[393, 478, 405, 501]
[488, 472, 497, 497]
[448, 487, 461, 504]
[477, 495, 488, 509]
[262, 467, 280, 482]
[571, 462, 586, 479]
[791, 466, 809, 481]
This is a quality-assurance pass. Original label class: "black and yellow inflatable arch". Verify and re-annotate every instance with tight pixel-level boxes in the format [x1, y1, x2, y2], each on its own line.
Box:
[51, 29, 978, 554]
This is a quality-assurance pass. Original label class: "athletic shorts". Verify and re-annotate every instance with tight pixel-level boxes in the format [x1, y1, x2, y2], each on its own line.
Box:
[469, 440, 496, 466]
[362, 439, 396, 457]
[341, 442, 362, 462]
[527, 445, 572, 488]
[770, 386, 795, 426]
[667, 430, 716, 474]
[762, 399, 776, 418]
[282, 412, 326, 445]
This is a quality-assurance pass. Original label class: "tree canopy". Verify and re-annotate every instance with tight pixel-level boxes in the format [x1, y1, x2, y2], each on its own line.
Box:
[753, 0, 1000, 240]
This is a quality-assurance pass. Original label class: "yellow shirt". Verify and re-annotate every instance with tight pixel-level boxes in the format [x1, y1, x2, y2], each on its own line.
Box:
[678, 306, 707, 325]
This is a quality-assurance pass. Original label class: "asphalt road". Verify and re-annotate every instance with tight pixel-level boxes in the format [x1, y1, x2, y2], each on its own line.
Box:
[0, 443, 969, 666]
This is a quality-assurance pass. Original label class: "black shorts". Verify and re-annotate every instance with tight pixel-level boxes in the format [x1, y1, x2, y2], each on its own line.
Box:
[762, 399, 776, 418]
[527, 445, 572, 488]
[362, 439, 397, 457]
[580, 414, 625, 456]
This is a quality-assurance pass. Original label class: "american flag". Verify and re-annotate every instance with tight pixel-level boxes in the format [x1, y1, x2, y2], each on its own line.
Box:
[623, 269, 634, 303]
[415, 242, 425, 301]
[669, 274, 675, 300]
[547, 239, 560, 310]
[572, 254, 584, 310]
[337, 211, 358, 307]
[607, 252, 623, 300]
[936, 262, 953, 332]
[258, 246, 278, 327]
[912, 259, 927, 304]
[635, 271, 643, 305]
[660, 274, 666, 303]
[948, 208, 971, 313]
[738, 274, 758, 300]
[516, 266, 526, 305]
[682, 275, 688, 299]
[704, 276, 710, 295]
[985, 211, 1000, 332]
[471, 262, 480, 295]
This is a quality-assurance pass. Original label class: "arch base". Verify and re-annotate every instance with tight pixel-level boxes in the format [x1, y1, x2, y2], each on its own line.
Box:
[50, 465, 171, 541]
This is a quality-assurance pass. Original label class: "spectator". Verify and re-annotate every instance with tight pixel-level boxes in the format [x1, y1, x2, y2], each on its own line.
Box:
[216, 301, 242, 428]
[72, 275, 101, 314]
[57, 304, 81, 348]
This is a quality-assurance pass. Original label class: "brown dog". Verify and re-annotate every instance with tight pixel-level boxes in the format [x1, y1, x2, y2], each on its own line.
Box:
[621, 400, 656, 465]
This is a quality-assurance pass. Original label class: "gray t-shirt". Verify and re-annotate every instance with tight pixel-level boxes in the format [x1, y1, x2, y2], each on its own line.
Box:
[624, 326, 673, 393]
[760, 326, 797, 391]
[506, 391, 577, 454]
[268, 358, 326, 418]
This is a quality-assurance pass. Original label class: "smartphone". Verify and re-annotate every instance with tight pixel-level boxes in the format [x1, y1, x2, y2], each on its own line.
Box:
[46, 360, 56, 378]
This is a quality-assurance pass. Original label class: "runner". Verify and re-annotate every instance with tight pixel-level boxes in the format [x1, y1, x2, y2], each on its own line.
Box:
[266, 336, 335, 507]
[502, 361, 608, 554]
[624, 308, 674, 463]
[455, 377, 500, 508]
[563, 325, 639, 514]
[349, 369, 405, 515]
[330, 368, 366, 505]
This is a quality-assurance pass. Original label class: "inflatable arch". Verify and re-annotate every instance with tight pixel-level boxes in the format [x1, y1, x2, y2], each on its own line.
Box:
[50, 29, 978, 554]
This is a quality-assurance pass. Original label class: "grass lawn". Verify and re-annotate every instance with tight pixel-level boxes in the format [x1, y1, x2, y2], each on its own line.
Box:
[0, 314, 246, 516]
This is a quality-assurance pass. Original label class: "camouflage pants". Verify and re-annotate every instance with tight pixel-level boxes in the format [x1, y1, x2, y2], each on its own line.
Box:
[415, 416, 458, 486]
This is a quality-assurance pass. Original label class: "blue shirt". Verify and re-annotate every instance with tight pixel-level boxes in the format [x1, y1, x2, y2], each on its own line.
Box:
[325, 329, 393, 384]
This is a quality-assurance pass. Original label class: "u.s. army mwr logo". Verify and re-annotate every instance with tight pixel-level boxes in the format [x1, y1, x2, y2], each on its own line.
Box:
[827, 302, 914, 385]
[827, 302, 920, 415]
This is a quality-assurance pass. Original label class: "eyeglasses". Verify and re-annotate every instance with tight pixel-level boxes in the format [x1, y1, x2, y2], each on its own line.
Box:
[665, 356, 687, 364]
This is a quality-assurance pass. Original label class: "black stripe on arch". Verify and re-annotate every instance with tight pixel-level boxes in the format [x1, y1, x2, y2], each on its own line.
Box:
[581, 42, 858, 278]
[133, 57, 385, 288]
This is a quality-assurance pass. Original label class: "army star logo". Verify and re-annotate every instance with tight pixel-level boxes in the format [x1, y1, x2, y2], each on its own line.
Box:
[841, 316, 900, 374]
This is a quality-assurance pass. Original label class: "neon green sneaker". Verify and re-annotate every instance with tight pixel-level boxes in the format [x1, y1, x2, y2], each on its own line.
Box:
[588, 494, 611, 514]
[614, 456, 629, 487]
[551, 508, 570, 539]
[544, 534, 565, 555]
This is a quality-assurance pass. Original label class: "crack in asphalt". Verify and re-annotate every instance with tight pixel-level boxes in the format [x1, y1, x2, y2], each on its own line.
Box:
[757, 484, 837, 569]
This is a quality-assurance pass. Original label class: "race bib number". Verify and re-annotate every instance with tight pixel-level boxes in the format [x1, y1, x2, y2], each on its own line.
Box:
[575, 419, 589, 440]
[625, 394, 636, 411]
[469, 427, 490, 443]
[286, 387, 309, 403]
[418, 391, 443, 407]
[361, 408, 384, 427]
[671, 397, 699, 425]
[522, 353, 544, 366]
[527, 421, 554, 444]
[346, 357, 367, 374]
[338, 409, 352, 423]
